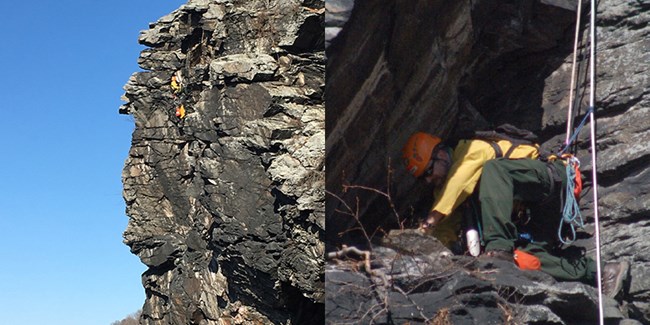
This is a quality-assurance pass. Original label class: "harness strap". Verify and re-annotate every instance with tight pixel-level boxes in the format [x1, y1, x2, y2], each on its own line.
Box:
[542, 162, 563, 206]
[503, 143, 519, 159]
[488, 141, 503, 158]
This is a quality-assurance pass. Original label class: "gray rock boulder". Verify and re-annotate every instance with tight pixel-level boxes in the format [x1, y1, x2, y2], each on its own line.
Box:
[327, 232, 631, 325]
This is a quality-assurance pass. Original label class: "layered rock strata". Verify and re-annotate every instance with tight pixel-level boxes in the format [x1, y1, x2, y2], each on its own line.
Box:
[120, 1, 325, 324]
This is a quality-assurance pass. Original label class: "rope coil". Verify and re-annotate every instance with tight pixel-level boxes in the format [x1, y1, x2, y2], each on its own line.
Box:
[558, 157, 585, 244]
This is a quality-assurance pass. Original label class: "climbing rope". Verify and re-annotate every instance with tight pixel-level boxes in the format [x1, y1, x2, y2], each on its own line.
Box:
[565, 0, 584, 146]
[588, 0, 605, 320]
[561, 0, 604, 322]
[559, 105, 594, 155]
[558, 156, 584, 244]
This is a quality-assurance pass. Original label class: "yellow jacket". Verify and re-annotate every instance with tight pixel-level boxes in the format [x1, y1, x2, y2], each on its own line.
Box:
[431, 139, 539, 246]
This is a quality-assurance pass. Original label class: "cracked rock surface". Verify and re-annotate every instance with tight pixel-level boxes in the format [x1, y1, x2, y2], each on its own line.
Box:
[120, 1, 324, 324]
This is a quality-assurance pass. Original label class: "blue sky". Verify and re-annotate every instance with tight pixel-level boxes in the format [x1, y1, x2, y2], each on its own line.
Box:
[0, 1, 185, 324]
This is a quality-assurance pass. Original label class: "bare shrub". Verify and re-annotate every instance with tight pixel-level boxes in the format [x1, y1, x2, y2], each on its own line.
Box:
[110, 310, 141, 325]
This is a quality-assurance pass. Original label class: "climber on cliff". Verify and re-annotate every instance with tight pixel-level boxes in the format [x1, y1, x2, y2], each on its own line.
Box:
[176, 104, 186, 119]
[401, 130, 538, 249]
[170, 71, 187, 119]
[401, 131, 630, 298]
[475, 157, 628, 298]
[170, 71, 184, 96]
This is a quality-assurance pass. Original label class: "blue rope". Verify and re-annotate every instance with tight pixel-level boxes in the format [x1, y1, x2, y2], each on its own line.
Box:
[558, 160, 585, 244]
[559, 106, 595, 155]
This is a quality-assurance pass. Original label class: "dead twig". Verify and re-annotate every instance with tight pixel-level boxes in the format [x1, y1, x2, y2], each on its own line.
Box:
[327, 192, 373, 247]
[428, 308, 452, 325]
[326, 245, 370, 260]
[393, 285, 431, 322]
[327, 245, 373, 275]
[341, 159, 405, 230]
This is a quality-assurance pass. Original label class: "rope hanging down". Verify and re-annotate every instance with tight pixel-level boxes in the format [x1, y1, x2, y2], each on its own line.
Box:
[559, 105, 595, 155]
[588, 0, 606, 319]
[565, 0, 584, 146]
[561, 0, 605, 323]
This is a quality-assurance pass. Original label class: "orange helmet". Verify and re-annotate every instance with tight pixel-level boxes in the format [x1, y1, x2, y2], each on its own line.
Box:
[402, 132, 442, 178]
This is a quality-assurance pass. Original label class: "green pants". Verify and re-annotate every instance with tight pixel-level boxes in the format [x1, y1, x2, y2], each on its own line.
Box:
[479, 158, 596, 284]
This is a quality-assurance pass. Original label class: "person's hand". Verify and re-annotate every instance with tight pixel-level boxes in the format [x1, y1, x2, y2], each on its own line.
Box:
[419, 211, 444, 235]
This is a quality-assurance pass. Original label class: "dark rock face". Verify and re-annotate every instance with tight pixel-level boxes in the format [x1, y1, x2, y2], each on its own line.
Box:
[327, 232, 628, 325]
[326, 0, 649, 323]
[120, 1, 324, 324]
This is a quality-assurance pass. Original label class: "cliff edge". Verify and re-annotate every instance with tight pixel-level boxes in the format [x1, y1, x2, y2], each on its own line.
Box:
[120, 1, 324, 324]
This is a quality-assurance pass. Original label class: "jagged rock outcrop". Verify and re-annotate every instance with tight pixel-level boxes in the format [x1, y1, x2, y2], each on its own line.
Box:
[326, 0, 649, 323]
[120, 1, 324, 324]
[328, 232, 629, 324]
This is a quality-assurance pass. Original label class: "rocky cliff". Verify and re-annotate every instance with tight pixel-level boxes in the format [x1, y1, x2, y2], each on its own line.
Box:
[326, 0, 649, 323]
[120, 1, 324, 324]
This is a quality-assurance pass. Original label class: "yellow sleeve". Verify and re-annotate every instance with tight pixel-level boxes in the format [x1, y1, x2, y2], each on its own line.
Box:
[495, 139, 539, 159]
[431, 140, 495, 216]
